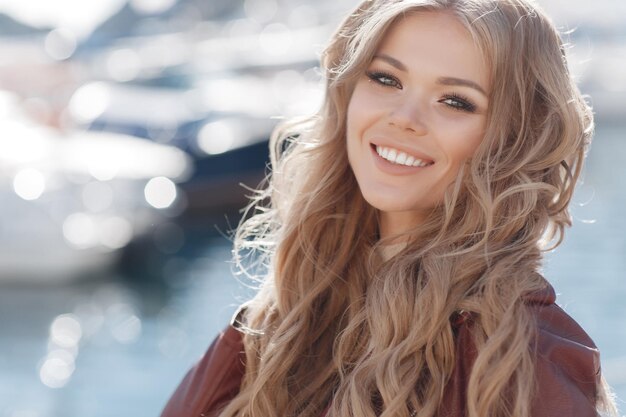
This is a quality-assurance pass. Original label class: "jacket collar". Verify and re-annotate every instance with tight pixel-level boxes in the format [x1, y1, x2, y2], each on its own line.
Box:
[452, 280, 556, 327]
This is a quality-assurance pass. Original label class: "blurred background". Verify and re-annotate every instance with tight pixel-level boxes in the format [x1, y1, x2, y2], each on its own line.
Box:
[0, 0, 623, 416]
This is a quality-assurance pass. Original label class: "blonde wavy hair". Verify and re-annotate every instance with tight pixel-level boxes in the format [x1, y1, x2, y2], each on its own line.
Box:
[220, 1, 615, 417]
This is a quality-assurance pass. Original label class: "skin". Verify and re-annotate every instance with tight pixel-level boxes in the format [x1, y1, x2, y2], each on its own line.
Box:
[346, 11, 491, 241]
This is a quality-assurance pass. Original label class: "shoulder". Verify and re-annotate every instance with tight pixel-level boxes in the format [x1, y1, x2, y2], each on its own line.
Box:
[452, 282, 602, 416]
[524, 283, 601, 416]
[160, 308, 246, 417]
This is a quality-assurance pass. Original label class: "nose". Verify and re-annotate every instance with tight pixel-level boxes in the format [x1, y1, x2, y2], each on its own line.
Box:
[387, 96, 428, 135]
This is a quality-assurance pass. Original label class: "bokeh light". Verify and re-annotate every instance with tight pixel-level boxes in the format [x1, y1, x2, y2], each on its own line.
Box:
[39, 313, 83, 389]
[105, 48, 141, 82]
[1, 121, 49, 164]
[106, 303, 142, 344]
[63, 212, 98, 249]
[50, 314, 82, 348]
[99, 216, 133, 249]
[244, 0, 277, 23]
[44, 28, 77, 60]
[68, 82, 111, 124]
[130, 0, 177, 15]
[39, 350, 76, 388]
[197, 120, 237, 155]
[13, 168, 46, 201]
[88, 163, 119, 182]
[144, 176, 177, 209]
[0, 0, 127, 39]
[288, 5, 319, 27]
[259, 23, 293, 56]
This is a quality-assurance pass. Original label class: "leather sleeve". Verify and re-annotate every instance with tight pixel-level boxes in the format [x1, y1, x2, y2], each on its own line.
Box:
[531, 303, 601, 417]
[160, 326, 245, 417]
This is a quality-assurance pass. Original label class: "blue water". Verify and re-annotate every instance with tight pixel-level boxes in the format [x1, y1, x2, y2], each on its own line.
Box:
[1, 123, 625, 416]
[0, 241, 245, 417]
[543, 122, 626, 411]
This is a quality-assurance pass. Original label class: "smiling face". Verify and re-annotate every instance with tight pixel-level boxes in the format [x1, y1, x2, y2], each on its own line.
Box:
[346, 10, 490, 239]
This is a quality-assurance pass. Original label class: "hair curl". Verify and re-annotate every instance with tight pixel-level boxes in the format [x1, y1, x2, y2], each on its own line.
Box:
[220, 1, 615, 416]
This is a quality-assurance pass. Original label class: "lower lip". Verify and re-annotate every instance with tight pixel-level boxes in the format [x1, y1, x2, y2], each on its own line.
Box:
[370, 145, 432, 175]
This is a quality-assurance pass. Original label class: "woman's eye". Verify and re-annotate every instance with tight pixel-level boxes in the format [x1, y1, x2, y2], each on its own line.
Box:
[366, 71, 401, 89]
[440, 94, 477, 113]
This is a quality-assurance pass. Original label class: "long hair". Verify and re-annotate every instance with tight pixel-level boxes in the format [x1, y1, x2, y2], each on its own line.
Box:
[221, 1, 615, 416]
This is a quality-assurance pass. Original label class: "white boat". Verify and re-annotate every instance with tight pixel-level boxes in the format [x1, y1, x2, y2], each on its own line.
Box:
[0, 92, 193, 282]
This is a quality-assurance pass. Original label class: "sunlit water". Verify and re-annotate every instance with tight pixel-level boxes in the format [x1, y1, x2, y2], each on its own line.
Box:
[0, 239, 247, 417]
[1, 123, 625, 416]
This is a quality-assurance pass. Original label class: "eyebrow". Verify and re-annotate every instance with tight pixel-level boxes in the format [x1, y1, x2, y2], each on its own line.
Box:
[372, 53, 489, 97]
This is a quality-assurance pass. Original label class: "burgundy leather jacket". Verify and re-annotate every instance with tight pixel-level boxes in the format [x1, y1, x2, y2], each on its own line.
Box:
[161, 284, 602, 417]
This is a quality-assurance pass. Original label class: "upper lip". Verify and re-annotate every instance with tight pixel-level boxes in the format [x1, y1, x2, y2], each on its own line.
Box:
[370, 139, 435, 163]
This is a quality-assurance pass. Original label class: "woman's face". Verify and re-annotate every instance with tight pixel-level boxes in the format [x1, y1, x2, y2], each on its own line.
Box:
[346, 11, 490, 238]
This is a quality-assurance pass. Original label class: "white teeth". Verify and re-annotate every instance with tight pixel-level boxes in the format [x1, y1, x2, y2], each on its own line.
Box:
[375, 145, 431, 167]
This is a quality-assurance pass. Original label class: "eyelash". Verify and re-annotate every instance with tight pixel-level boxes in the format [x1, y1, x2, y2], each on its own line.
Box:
[365, 70, 478, 113]
[441, 93, 477, 113]
[366, 70, 400, 88]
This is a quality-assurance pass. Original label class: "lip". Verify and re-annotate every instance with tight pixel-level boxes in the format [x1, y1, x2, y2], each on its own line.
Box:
[369, 144, 433, 175]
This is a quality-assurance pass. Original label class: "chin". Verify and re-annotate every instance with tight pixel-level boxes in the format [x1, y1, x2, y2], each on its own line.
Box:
[361, 192, 418, 213]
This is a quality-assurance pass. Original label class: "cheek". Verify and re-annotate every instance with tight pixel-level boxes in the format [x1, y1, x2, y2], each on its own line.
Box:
[345, 101, 360, 171]
[458, 137, 483, 162]
[465, 129, 486, 160]
[346, 101, 356, 137]
[436, 127, 485, 186]
[345, 97, 366, 164]
[346, 84, 375, 136]
[346, 99, 360, 139]
[449, 125, 485, 165]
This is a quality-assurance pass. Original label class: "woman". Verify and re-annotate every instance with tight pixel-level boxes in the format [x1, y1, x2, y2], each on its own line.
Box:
[162, 0, 617, 416]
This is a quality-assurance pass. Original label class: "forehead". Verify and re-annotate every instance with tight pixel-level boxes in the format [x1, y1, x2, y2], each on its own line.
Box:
[375, 11, 491, 92]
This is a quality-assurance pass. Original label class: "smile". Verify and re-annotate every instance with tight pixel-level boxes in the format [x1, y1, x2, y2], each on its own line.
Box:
[375, 145, 433, 167]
